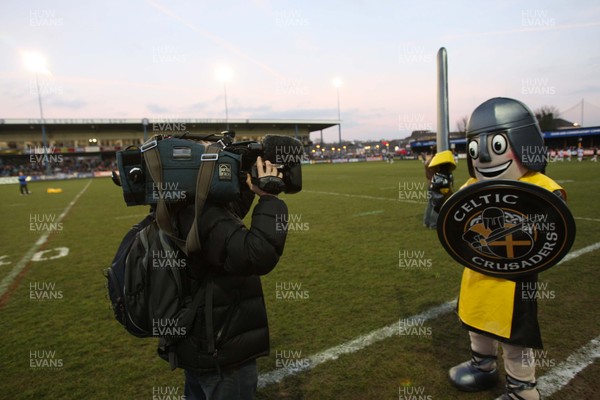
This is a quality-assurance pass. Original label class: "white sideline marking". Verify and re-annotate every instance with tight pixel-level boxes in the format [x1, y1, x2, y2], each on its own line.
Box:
[575, 217, 600, 223]
[303, 190, 424, 205]
[258, 241, 600, 389]
[0, 180, 92, 299]
[537, 335, 600, 397]
[352, 210, 384, 217]
[494, 334, 600, 400]
[556, 242, 600, 265]
[257, 300, 457, 389]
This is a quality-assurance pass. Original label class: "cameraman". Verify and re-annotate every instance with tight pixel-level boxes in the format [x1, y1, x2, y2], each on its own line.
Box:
[166, 156, 288, 400]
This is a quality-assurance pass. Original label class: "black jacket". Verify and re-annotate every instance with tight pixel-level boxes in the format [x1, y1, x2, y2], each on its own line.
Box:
[159, 186, 288, 372]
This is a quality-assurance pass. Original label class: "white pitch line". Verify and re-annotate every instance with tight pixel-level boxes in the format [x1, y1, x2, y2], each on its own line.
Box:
[537, 335, 600, 397]
[494, 334, 600, 400]
[352, 210, 384, 217]
[575, 217, 600, 223]
[303, 190, 424, 205]
[556, 241, 600, 265]
[0, 179, 92, 299]
[258, 241, 600, 389]
[257, 300, 457, 389]
[305, 190, 596, 218]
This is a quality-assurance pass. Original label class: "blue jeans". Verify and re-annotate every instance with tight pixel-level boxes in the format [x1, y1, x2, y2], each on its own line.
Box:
[184, 359, 258, 400]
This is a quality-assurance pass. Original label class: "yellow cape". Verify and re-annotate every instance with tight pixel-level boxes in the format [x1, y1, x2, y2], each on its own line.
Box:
[457, 172, 564, 339]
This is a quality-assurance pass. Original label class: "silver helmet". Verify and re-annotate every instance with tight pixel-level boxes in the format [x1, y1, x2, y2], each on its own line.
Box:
[466, 97, 546, 177]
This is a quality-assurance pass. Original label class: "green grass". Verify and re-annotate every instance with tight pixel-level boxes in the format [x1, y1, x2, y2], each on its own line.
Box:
[0, 160, 598, 399]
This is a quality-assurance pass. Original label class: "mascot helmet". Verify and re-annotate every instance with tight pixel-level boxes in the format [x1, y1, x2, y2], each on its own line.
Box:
[466, 97, 546, 178]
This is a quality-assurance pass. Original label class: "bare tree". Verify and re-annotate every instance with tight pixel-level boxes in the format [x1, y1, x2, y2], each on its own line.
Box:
[534, 105, 560, 131]
[456, 115, 469, 135]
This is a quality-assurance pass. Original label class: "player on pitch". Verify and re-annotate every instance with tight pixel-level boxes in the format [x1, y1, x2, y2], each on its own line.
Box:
[430, 97, 567, 400]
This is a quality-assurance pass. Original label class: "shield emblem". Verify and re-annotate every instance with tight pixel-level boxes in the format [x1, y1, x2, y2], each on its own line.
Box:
[437, 180, 576, 278]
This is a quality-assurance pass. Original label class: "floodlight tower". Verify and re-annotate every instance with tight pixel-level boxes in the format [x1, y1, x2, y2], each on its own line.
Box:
[216, 66, 233, 130]
[23, 51, 51, 175]
[333, 77, 343, 146]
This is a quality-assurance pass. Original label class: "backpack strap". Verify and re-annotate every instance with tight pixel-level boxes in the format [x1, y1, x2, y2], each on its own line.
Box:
[142, 138, 176, 242]
[174, 270, 208, 331]
[142, 137, 220, 256]
[160, 273, 209, 371]
[186, 144, 220, 255]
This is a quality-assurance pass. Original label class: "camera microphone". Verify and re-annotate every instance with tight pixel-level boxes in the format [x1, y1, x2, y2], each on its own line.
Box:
[262, 135, 304, 166]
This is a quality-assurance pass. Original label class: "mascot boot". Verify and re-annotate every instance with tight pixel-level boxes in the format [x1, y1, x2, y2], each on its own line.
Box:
[502, 345, 541, 400]
[448, 351, 499, 392]
[502, 375, 541, 400]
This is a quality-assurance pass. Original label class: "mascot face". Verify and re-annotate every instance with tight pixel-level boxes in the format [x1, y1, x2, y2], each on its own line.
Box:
[468, 132, 528, 181]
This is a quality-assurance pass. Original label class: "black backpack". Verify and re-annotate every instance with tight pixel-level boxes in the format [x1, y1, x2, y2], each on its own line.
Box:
[104, 214, 204, 341]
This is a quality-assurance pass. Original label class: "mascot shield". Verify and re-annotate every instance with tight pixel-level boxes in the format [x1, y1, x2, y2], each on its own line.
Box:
[437, 180, 576, 278]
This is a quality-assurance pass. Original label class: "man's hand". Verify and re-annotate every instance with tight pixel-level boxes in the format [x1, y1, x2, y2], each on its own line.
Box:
[246, 156, 284, 196]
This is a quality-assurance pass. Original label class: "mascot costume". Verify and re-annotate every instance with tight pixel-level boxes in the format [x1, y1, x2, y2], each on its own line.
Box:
[430, 97, 570, 400]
